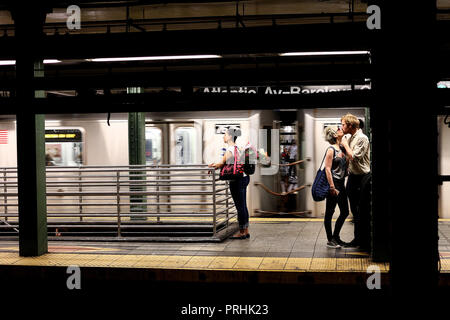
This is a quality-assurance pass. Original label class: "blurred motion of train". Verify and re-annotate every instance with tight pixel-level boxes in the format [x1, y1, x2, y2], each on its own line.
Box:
[0, 109, 449, 218]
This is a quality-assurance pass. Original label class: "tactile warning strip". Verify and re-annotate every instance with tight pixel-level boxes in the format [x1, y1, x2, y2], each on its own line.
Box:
[0, 252, 394, 272]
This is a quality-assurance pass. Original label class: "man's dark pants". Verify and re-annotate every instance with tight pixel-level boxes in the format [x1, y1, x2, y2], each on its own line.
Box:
[346, 173, 372, 251]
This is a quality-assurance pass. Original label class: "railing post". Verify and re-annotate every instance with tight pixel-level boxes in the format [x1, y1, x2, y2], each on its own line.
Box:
[78, 166, 82, 222]
[167, 166, 171, 215]
[116, 170, 121, 237]
[212, 169, 217, 236]
[3, 168, 7, 221]
[156, 164, 160, 223]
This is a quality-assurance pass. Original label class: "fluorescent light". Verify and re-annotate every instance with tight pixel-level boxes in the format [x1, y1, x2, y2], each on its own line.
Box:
[43, 59, 62, 64]
[0, 60, 15, 66]
[86, 55, 222, 62]
[279, 51, 370, 57]
[0, 59, 62, 65]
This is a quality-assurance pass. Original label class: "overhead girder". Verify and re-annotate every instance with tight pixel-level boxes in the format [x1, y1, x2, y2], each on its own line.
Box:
[0, 63, 371, 90]
[2, 85, 447, 116]
[0, 0, 245, 10]
[0, 89, 373, 115]
[0, 22, 372, 60]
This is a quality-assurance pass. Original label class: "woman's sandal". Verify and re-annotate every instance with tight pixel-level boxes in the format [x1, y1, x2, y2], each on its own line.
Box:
[230, 233, 246, 240]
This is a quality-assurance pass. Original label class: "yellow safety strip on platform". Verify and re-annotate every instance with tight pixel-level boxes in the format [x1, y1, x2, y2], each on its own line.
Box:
[7, 252, 450, 273]
[0, 245, 123, 254]
[0, 252, 399, 272]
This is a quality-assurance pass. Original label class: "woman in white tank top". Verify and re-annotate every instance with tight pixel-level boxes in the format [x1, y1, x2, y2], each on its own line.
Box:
[208, 127, 250, 239]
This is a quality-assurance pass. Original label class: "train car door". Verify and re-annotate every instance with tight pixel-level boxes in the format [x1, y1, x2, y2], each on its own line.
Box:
[45, 128, 85, 166]
[145, 121, 200, 165]
[170, 123, 201, 165]
[145, 124, 164, 165]
[145, 121, 200, 217]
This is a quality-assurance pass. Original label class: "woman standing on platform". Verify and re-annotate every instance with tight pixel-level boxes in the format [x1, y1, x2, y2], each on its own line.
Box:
[208, 127, 250, 240]
[323, 126, 349, 249]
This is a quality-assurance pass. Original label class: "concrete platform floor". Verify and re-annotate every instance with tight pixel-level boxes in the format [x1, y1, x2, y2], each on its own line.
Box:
[0, 218, 449, 272]
[0, 218, 449, 314]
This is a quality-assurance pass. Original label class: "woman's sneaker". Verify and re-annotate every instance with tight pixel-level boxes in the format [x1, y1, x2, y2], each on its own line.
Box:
[326, 239, 341, 249]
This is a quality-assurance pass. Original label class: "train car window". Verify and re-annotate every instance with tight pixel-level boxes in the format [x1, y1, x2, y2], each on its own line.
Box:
[145, 127, 162, 165]
[262, 126, 272, 157]
[175, 127, 196, 165]
[45, 129, 83, 166]
[280, 124, 298, 195]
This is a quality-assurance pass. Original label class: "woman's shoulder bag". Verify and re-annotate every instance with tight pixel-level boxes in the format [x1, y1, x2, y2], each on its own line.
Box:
[311, 147, 335, 201]
[219, 146, 245, 180]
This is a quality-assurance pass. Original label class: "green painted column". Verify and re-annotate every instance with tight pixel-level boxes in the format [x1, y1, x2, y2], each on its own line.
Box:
[128, 112, 146, 165]
[16, 61, 48, 256]
[17, 113, 47, 256]
[34, 61, 45, 99]
[128, 89, 147, 221]
[12, 6, 48, 257]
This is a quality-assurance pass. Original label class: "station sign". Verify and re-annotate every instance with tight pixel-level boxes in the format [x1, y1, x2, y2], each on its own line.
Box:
[198, 84, 371, 95]
[45, 129, 83, 142]
[215, 124, 241, 134]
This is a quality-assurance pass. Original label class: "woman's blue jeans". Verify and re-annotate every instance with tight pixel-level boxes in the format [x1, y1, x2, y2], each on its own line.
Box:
[229, 176, 250, 230]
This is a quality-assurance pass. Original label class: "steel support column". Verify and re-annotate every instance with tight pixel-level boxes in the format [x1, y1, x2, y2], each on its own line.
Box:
[128, 98, 147, 221]
[11, 7, 48, 256]
[371, 1, 438, 295]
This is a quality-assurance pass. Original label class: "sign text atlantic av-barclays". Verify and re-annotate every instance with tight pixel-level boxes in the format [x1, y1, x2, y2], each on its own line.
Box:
[201, 85, 371, 95]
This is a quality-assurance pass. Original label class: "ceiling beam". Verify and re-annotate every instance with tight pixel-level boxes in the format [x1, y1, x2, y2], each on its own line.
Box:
[0, 63, 371, 90]
[0, 89, 373, 114]
[0, 23, 371, 60]
[0, 1, 277, 10]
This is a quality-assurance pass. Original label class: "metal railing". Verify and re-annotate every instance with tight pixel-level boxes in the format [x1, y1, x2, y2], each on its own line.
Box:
[0, 12, 370, 36]
[0, 165, 238, 240]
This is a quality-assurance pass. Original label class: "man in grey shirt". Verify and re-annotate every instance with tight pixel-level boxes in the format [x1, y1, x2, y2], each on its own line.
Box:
[340, 114, 371, 252]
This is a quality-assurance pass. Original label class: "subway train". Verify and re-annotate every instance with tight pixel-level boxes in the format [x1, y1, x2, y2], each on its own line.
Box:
[0, 109, 449, 219]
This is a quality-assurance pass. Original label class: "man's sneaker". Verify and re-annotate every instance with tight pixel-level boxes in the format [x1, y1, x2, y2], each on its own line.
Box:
[333, 237, 347, 247]
[326, 239, 341, 249]
[343, 239, 359, 248]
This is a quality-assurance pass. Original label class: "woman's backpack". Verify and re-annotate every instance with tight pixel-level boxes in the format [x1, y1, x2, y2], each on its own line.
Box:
[242, 143, 256, 175]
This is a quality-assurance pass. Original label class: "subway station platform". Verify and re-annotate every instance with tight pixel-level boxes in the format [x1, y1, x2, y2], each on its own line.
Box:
[0, 217, 448, 314]
[0, 218, 387, 268]
[1, 218, 449, 282]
